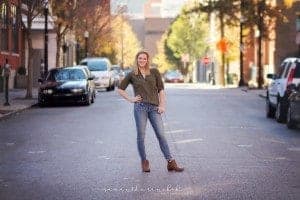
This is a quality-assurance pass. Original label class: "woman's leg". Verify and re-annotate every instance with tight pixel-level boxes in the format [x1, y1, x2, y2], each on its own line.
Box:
[134, 103, 148, 161]
[148, 109, 173, 161]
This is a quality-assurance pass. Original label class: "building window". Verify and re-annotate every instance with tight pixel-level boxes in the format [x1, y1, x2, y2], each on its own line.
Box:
[0, 2, 8, 51]
[11, 4, 18, 53]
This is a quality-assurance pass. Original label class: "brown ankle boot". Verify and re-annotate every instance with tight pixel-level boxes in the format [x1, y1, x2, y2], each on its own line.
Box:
[167, 160, 184, 172]
[141, 160, 150, 172]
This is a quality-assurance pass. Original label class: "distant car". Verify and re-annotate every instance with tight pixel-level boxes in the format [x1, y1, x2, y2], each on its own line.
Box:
[38, 66, 96, 106]
[266, 57, 300, 122]
[79, 57, 115, 91]
[286, 84, 300, 129]
[164, 70, 184, 83]
[111, 65, 122, 87]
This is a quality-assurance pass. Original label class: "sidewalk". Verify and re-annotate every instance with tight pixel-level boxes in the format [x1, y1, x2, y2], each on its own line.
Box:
[0, 88, 38, 120]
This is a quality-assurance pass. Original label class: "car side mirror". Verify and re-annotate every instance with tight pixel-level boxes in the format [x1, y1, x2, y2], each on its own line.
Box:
[38, 78, 43, 83]
[88, 77, 94, 80]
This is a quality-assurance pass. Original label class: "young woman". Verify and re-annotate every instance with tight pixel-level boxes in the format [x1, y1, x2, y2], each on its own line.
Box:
[117, 50, 184, 173]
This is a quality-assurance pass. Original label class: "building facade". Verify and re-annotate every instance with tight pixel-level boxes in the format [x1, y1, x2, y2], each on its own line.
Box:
[0, 0, 22, 88]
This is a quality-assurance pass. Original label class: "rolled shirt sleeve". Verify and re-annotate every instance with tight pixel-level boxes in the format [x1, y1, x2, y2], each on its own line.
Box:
[118, 72, 132, 90]
[152, 68, 164, 92]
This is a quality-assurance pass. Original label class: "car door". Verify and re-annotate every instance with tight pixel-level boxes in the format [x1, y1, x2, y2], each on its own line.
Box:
[269, 62, 290, 105]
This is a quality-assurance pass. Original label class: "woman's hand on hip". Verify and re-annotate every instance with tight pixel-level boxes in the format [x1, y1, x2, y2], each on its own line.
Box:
[130, 95, 142, 103]
[157, 106, 165, 114]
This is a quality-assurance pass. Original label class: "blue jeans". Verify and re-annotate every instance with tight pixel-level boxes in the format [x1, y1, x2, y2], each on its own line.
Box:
[134, 102, 173, 161]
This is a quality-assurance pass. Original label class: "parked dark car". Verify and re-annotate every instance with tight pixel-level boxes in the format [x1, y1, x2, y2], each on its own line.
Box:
[286, 84, 300, 129]
[38, 66, 96, 106]
[164, 70, 184, 83]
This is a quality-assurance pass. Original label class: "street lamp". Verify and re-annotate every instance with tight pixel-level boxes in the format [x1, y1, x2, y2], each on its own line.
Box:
[84, 30, 89, 58]
[257, 0, 265, 89]
[117, 4, 127, 69]
[44, 0, 48, 76]
[238, 0, 246, 86]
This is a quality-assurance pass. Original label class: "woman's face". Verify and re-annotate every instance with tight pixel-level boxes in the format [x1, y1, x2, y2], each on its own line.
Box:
[137, 53, 148, 68]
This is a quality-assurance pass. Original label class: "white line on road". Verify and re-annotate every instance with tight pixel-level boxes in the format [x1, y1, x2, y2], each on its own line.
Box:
[28, 150, 46, 154]
[165, 129, 192, 134]
[173, 138, 203, 144]
[237, 144, 253, 148]
[287, 147, 300, 152]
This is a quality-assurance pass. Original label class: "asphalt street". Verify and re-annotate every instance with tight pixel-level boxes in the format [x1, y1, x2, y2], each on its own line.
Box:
[0, 84, 299, 200]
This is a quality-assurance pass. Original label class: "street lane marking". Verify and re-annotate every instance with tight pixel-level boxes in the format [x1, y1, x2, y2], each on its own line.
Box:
[165, 129, 192, 134]
[98, 155, 110, 160]
[237, 144, 252, 148]
[28, 150, 46, 154]
[5, 142, 15, 146]
[173, 138, 203, 144]
[288, 147, 300, 152]
[260, 138, 286, 144]
[95, 140, 103, 144]
[275, 157, 287, 160]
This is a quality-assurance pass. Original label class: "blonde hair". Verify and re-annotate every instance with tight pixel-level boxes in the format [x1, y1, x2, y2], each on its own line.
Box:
[134, 50, 150, 75]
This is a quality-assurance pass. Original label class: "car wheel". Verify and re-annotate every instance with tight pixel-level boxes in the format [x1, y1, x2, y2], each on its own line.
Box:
[91, 92, 95, 103]
[275, 98, 287, 123]
[85, 93, 91, 105]
[38, 101, 46, 107]
[266, 97, 275, 118]
[286, 104, 296, 129]
[38, 96, 46, 107]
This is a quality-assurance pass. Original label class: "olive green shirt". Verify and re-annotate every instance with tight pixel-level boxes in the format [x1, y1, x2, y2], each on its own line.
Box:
[118, 68, 164, 106]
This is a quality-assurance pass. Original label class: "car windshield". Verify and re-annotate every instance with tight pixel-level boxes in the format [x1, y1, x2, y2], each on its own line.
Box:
[46, 69, 86, 81]
[82, 60, 108, 71]
[166, 71, 182, 77]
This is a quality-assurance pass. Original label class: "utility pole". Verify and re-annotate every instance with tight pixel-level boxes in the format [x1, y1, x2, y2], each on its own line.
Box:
[117, 4, 127, 69]
[44, 0, 48, 75]
[257, 0, 265, 89]
[84, 20, 89, 58]
[238, 0, 245, 86]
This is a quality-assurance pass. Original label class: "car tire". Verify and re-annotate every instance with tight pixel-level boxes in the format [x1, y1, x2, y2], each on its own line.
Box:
[85, 93, 91, 105]
[91, 92, 95, 104]
[286, 104, 296, 129]
[275, 97, 287, 123]
[38, 96, 46, 107]
[38, 101, 46, 107]
[266, 96, 275, 118]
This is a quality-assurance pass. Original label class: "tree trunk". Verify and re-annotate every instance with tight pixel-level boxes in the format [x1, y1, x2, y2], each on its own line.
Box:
[26, 31, 33, 99]
[56, 25, 62, 68]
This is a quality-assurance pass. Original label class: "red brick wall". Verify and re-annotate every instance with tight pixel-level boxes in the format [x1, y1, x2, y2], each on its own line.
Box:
[0, 0, 22, 70]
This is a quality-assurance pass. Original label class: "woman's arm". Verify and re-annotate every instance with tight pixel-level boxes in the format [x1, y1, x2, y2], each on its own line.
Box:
[157, 89, 166, 114]
[117, 88, 142, 103]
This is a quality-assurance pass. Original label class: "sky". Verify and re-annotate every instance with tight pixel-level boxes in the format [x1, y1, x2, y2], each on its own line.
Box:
[111, 0, 189, 18]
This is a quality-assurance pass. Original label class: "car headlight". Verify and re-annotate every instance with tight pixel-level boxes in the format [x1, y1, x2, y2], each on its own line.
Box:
[71, 88, 84, 93]
[42, 89, 53, 94]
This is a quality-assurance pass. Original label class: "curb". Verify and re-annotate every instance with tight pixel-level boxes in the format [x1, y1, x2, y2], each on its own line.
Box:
[259, 94, 267, 99]
[0, 103, 38, 121]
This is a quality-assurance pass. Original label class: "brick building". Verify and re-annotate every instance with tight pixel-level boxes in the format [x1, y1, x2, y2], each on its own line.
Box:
[0, 0, 22, 76]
